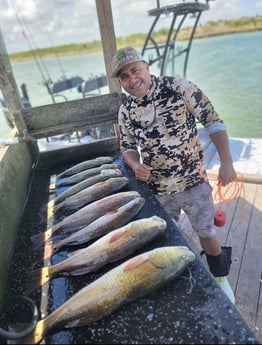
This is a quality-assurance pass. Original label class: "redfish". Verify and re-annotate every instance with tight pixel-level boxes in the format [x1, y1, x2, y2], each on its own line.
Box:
[36, 197, 145, 261]
[15, 246, 195, 344]
[27, 215, 167, 293]
[31, 191, 140, 246]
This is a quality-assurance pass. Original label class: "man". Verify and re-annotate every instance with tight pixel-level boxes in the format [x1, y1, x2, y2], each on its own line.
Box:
[111, 46, 236, 303]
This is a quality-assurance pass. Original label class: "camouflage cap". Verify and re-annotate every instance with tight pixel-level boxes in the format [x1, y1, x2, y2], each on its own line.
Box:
[111, 47, 144, 78]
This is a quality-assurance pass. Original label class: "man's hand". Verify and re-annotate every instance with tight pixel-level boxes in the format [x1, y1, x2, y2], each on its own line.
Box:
[133, 163, 152, 181]
[218, 163, 236, 186]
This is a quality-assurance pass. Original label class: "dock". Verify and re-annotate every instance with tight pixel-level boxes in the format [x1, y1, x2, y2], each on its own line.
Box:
[173, 171, 262, 343]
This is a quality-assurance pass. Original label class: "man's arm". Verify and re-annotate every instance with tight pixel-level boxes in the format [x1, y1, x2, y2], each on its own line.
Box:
[209, 130, 236, 185]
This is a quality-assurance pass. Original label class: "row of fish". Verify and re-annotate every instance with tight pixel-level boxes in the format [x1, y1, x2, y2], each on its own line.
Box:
[12, 155, 196, 343]
[27, 215, 167, 293]
[32, 191, 142, 244]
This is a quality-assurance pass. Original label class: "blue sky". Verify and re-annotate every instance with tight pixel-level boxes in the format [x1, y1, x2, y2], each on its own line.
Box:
[0, 0, 261, 53]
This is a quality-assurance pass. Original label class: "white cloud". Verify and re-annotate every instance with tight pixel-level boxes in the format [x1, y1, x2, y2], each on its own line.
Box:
[0, 0, 261, 53]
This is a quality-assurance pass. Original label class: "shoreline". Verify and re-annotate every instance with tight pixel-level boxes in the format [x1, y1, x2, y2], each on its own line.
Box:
[8, 16, 262, 63]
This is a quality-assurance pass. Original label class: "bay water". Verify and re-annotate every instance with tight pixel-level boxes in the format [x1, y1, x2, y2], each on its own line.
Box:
[1, 31, 261, 139]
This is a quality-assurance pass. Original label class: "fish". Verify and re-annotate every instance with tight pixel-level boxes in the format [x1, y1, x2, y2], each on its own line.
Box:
[47, 168, 122, 210]
[53, 176, 129, 214]
[35, 197, 146, 262]
[15, 246, 195, 344]
[55, 163, 121, 187]
[56, 156, 114, 178]
[30, 191, 141, 246]
[27, 215, 167, 293]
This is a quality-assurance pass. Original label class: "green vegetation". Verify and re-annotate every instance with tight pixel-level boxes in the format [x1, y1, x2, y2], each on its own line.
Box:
[9, 15, 262, 62]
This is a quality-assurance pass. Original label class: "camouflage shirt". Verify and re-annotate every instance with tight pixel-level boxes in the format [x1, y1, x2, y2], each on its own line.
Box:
[118, 75, 225, 195]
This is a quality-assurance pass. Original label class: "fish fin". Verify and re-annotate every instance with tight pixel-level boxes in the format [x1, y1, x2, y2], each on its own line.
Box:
[30, 228, 53, 246]
[30, 255, 43, 270]
[30, 242, 59, 268]
[124, 255, 150, 272]
[26, 267, 51, 295]
[105, 209, 118, 215]
[109, 228, 126, 243]
[94, 180, 105, 186]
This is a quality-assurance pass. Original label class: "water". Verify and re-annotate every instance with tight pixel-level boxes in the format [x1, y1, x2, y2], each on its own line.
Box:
[1, 31, 261, 139]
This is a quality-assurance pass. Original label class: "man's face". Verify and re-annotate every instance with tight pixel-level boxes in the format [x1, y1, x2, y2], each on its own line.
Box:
[117, 61, 151, 98]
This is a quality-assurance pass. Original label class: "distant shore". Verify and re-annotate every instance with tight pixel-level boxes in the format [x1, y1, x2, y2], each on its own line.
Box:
[9, 15, 262, 62]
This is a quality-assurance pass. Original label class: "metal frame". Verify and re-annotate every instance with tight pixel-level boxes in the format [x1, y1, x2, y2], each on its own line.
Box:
[141, 1, 211, 77]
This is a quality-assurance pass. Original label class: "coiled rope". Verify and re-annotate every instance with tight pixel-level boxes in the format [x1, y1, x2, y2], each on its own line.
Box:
[197, 155, 246, 226]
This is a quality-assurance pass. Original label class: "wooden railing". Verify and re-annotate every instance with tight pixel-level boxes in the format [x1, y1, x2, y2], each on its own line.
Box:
[16, 92, 123, 139]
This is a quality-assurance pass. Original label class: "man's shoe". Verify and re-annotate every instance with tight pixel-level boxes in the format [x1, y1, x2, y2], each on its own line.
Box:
[215, 276, 235, 304]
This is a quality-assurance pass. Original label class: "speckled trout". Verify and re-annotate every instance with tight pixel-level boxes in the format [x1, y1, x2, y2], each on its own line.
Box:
[48, 169, 122, 208]
[30, 191, 141, 246]
[27, 215, 167, 293]
[55, 163, 121, 188]
[17, 246, 195, 344]
[56, 156, 114, 179]
[53, 176, 129, 213]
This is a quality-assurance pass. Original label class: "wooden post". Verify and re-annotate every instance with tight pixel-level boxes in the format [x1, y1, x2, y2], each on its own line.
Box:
[0, 29, 28, 136]
[95, 0, 122, 140]
[95, 0, 122, 93]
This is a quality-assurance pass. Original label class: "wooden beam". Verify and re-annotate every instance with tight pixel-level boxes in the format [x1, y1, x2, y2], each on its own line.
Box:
[207, 169, 262, 184]
[0, 29, 27, 136]
[20, 92, 122, 139]
[95, 0, 122, 93]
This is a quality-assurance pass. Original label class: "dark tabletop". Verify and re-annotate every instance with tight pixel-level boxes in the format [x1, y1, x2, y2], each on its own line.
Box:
[4, 152, 259, 344]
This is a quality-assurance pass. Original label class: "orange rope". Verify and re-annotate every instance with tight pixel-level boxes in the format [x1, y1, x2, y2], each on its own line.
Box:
[197, 156, 246, 225]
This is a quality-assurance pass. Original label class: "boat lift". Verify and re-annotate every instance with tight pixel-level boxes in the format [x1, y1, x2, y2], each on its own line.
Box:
[141, 0, 211, 77]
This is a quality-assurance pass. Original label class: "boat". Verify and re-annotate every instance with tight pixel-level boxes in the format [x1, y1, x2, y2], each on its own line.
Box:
[0, 1, 261, 344]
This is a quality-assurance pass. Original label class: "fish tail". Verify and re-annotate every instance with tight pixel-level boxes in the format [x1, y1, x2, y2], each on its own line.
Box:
[26, 267, 51, 295]
[30, 252, 44, 269]
[30, 242, 58, 268]
[30, 228, 53, 246]
[54, 201, 64, 212]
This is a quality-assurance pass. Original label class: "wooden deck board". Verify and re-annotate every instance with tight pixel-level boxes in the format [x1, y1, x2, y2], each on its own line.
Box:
[166, 179, 262, 343]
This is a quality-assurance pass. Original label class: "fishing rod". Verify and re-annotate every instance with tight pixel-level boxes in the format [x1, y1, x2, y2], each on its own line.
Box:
[34, 4, 67, 81]
[10, 0, 56, 103]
